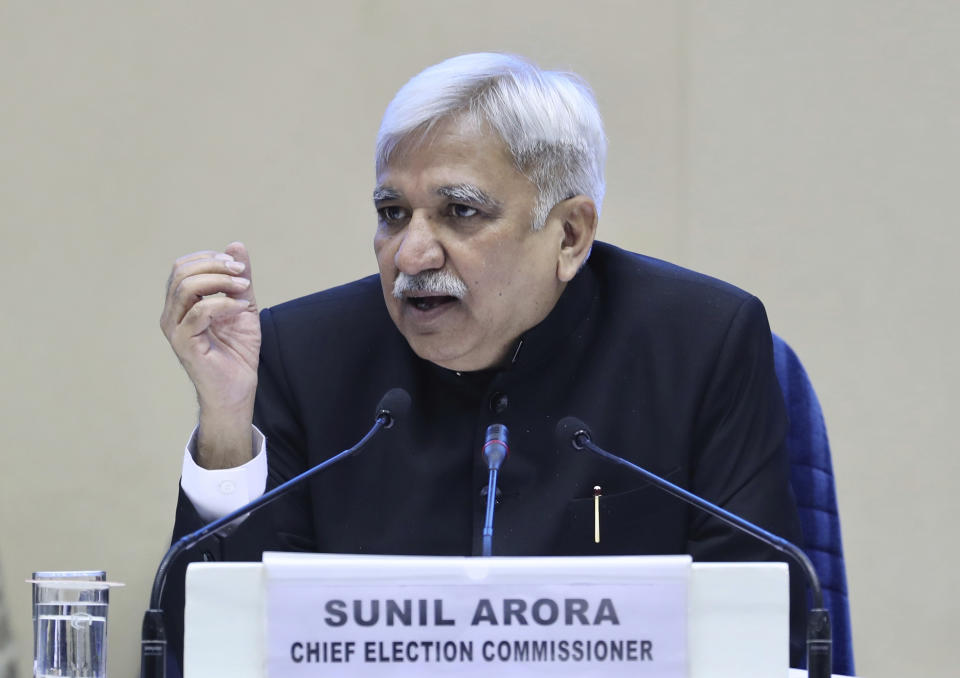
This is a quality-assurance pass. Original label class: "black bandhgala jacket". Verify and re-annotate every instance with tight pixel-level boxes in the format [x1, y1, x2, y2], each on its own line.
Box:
[164, 241, 806, 671]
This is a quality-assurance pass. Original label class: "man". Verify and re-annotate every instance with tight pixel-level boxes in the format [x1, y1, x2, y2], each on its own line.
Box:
[160, 53, 805, 668]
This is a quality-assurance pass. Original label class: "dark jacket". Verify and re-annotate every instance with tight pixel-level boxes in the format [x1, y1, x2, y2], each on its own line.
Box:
[165, 241, 806, 669]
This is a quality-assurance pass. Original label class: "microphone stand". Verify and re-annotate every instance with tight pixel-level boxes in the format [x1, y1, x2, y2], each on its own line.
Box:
[141, 388, 410, 678]
[558, 418, 831, 678]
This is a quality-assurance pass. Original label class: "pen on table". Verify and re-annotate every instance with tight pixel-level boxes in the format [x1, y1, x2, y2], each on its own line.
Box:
[593, 485, 602, 543]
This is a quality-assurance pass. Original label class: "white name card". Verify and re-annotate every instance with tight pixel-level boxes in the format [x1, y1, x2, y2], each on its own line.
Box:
[263, 553, 690, 678]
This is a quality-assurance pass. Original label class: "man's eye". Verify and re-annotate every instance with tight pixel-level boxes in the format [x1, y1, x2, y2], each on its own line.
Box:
[378, 206, 408, 222]
[448, 204, 479, 218]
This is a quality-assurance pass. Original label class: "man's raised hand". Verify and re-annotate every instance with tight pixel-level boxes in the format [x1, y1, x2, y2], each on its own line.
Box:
[160, 242, 261, 469]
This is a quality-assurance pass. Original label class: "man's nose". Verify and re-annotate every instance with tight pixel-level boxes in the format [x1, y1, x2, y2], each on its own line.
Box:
[395, 213, 444, 275]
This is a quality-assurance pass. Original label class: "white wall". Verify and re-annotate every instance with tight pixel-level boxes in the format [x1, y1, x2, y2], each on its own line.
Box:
[0, 2, 955, 676]
[680, 5, 960, 675]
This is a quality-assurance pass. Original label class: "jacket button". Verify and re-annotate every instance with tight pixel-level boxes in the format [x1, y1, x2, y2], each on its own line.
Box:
[479, 485, 503, 503]
[489, 392, 508, 414]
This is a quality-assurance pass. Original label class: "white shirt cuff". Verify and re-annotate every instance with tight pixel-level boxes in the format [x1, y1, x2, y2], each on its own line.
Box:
[180, 426, 268, 523]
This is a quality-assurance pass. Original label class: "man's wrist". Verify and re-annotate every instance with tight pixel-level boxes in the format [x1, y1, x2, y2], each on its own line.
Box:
[196, 401, 256, 469]
[182, 426, 268, 523]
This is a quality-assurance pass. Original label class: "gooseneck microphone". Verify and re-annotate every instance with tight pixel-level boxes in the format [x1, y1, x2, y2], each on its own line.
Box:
[481, 423, 509, 557]
[555, 416, 831, 678]
[141, 388, 412, 678]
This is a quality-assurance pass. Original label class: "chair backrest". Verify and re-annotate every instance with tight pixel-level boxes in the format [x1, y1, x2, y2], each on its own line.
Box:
[771, 333, 854, 676]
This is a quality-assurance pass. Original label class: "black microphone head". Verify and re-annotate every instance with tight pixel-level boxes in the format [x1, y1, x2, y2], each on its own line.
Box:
[555, 416, 592, 451]
[375, 388, 412, 429]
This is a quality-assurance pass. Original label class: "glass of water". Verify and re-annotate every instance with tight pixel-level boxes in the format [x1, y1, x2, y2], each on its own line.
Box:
[31, 571, 109, 678]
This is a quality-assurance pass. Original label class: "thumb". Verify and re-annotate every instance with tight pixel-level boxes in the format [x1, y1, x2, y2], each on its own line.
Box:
[224, 241, 257, 305]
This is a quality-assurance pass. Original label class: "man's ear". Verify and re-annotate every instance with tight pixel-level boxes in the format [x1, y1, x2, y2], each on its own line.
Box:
[552, 196, 598, 282]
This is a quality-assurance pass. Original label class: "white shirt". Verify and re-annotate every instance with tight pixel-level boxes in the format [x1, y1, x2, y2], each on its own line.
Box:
[180, 427, 269, 523]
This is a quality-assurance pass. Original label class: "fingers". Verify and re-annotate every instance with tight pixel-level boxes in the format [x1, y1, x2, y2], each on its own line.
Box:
[161, 243, 257, 336]
[170, 274, 251, 325]
[177, 295, 253, 342]
[221, 242, 255, 303]
[224, 242, 251, 277]
[167, 251, 247, 299]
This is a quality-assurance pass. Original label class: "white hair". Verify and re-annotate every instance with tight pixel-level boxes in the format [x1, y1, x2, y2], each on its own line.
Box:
[376, 53, 607, 230]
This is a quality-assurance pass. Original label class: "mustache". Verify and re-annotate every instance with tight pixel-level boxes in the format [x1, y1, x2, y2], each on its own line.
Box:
[393, 270, 468, 300]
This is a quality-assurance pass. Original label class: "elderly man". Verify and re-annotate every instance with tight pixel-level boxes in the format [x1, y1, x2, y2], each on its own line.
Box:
[160, 53, 804, 668]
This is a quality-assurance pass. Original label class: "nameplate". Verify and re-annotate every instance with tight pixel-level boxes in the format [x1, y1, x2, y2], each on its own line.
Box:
[264, 553, 690, 677]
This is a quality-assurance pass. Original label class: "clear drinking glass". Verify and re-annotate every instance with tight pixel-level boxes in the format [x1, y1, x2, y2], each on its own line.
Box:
[31, 571, 108, 678]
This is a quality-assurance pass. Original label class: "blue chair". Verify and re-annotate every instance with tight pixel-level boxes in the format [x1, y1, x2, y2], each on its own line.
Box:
[772, 334, 854, 676]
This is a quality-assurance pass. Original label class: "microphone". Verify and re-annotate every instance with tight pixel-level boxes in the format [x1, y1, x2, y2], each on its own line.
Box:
[481, 424, 509, 557]
[141, 388, 411, 678]
[555, 417, 831, 678]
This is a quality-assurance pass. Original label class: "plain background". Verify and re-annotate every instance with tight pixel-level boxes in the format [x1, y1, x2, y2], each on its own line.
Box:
[1, 2, 957, 676]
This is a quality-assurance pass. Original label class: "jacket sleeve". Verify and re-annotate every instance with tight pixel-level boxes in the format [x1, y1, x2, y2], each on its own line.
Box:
[685, 295, 807, 667]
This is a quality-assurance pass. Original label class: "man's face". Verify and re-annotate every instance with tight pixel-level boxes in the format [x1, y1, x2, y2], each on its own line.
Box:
[373, 116, 567, 372]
